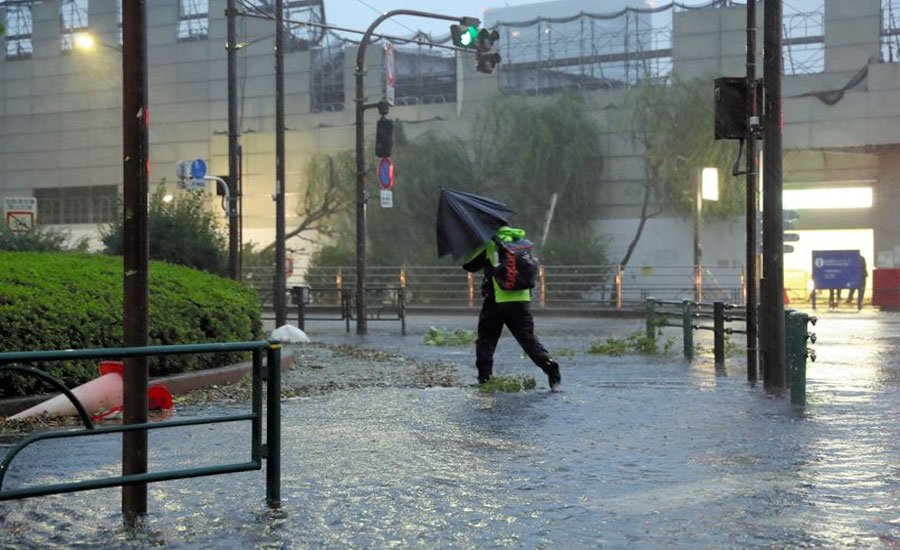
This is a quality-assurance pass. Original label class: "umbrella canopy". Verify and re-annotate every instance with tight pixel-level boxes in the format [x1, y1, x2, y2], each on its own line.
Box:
[436, 188, 514, 261]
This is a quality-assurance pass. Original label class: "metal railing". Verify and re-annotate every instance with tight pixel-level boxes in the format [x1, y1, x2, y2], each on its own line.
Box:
[645, 298, 747, 367]
[645, 298, 817, 406]
[0, 341, 282, 507]
[245, 264, 744, 312]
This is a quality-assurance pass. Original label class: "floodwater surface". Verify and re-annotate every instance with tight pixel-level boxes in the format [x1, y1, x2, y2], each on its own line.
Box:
[1, 313, 898, 549]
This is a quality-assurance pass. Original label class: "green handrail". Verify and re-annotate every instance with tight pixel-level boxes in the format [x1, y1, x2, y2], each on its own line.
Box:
[0, 340, 281, 508]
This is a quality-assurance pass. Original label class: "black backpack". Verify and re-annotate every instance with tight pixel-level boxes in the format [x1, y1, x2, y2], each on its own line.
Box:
[491, 236, 539, 291]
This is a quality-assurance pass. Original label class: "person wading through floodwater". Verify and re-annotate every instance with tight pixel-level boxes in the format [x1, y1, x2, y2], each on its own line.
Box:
[436, 189, 561, 392]
[461, 227, 561, 391]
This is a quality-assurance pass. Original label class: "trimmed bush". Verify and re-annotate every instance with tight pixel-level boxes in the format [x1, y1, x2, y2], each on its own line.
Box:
[0, 252, 262, 398]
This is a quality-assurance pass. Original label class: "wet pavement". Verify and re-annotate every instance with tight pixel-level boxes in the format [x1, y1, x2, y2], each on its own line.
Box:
[1, 311, 899, 548]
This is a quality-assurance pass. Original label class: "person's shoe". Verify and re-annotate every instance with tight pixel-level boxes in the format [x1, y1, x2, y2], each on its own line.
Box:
[546, 361, 561, 392]
[478, 374, 492, 385]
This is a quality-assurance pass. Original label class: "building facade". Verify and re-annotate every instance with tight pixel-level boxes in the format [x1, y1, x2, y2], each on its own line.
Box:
[1, 0, 898, 295]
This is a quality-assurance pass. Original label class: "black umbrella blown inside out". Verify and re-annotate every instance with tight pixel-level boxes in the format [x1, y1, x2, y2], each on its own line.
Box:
[436, 188, 514, 262]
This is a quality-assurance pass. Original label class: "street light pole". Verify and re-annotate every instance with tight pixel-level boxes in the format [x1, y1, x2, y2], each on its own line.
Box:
[745, 0, 759, 383]
[354, 10, 478, 334]
[274, 0, 287, 327]
[762, 0, 786, 390]
[693, 171, 702, 303]
[226, 0, 241, 281]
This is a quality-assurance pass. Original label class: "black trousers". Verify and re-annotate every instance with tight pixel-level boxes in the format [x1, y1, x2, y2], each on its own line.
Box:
[475, 298, 552, 382]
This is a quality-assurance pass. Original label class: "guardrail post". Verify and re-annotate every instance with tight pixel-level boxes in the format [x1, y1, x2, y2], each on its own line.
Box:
[265, 342, 282, 508]
[343, 289, 351, 333]
[646, 297, 657, 341]
[336, 268, 343, 306]
[714, 301, 725, 368]
[399, 287, 406, 335]
[682, 299, 694, 361]
[615, 265, 623, 310]
[251, 348, 263, 464]
[539, 265, 547, 309]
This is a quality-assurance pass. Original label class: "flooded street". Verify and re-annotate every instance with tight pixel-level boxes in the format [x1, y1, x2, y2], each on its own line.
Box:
[1, 313, 899, 548]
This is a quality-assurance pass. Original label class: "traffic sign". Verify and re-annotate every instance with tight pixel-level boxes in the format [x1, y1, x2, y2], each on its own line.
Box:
[3, 197, 37, 234]
[384, 42, 396, 106]
[6, 211, 34, 233]
[380, 189, 393, 208]
[378, 157, 394, 190]
[190, 158, 207, 179]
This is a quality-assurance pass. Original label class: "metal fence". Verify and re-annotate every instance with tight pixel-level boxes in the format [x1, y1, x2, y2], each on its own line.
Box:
[245, 264, 745, 311]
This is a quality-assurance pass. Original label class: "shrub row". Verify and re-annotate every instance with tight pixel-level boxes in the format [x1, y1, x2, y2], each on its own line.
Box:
[0, 252, 262, 398]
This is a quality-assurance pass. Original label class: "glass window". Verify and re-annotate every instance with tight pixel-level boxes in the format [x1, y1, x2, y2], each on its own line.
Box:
[5, 4, 34, 61]
[34, 186, 118, 225]
[60, 0, 90, 52]
[179, 0, 209, 41]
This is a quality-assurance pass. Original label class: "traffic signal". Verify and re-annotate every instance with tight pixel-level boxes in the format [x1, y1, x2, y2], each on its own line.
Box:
[375, 117, 393, 158]
[450, 25, 479, 49]
[475, 28, 501, 74]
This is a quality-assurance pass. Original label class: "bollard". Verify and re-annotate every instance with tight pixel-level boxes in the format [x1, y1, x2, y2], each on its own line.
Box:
[265, 342, 282, 508]
[786, 311, 808, 406]
[714, 301, 725, 368]
[682, 299, 694, 361]
[646, 298, 657, 341]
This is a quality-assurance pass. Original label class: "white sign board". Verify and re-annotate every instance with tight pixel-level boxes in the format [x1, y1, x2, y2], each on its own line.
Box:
[384, 42, 396, 106]
[3, 197, 37, 233]
[380, 189, 393, 208]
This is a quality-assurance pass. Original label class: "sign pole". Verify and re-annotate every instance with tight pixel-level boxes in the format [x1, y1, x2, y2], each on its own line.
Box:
[121, 0, 150, 525]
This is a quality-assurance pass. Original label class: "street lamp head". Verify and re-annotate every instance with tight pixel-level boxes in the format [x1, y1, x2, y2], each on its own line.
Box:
[702, 167, 720, 202]
[74, 33, 96, 51]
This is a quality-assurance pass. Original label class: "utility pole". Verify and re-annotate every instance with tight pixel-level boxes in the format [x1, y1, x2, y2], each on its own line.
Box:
[762, 0, 786, 390]
[226, 0, 241, 281]
[354, 10, 479, 334]
[274, 0, 287, 327]
[745, 0, 759, 383]
[121, 0, 149, 525]
[693, 171, 702, 303]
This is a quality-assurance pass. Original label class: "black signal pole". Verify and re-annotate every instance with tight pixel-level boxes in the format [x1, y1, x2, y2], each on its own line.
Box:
[121, 0, 149, 525]
[745, 0, 759, 383]
[354, 10, 478, 334]
[762, 0, 786, 390]
[274, 0, 287, 327]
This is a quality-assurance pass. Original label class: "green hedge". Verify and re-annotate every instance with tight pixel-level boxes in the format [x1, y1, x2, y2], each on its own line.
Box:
[0, 252, 262, 398]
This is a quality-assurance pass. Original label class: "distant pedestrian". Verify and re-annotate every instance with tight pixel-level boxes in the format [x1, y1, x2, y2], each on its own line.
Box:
[461, 226, 561, 392]
[846, 254, 868, 310]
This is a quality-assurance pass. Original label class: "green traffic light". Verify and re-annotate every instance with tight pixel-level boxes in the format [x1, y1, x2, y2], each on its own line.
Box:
[451, 24, 482, 49]
[460, 26, 477, 47]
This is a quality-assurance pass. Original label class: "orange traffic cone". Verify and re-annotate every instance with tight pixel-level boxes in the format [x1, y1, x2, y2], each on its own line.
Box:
[7, 361, 173, 421]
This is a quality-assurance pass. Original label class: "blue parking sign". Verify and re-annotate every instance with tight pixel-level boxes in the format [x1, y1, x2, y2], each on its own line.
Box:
[812, 250, 861, 290]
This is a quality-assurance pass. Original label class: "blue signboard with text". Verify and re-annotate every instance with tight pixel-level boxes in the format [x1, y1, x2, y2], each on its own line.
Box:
[812, 250, 862, 290]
